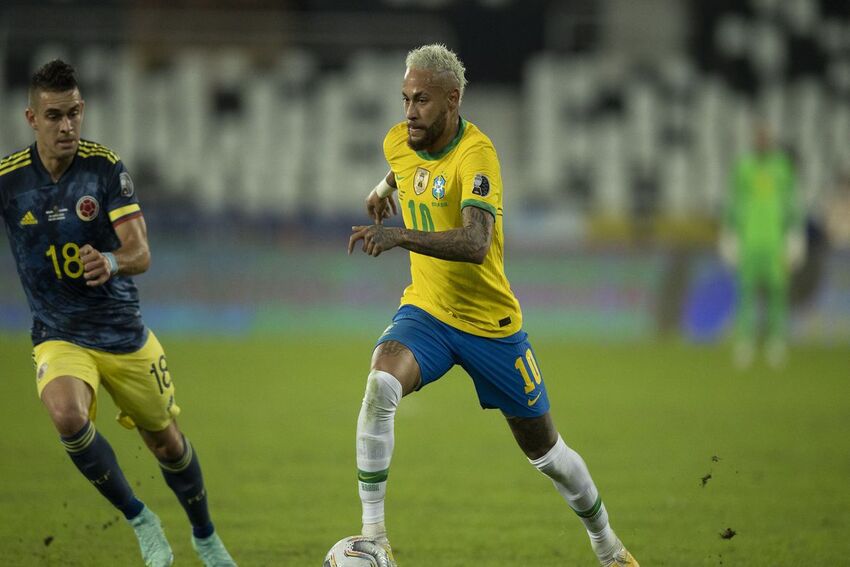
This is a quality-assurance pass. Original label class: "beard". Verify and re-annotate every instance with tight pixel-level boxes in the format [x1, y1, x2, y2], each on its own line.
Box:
[407, 108, 448, 151]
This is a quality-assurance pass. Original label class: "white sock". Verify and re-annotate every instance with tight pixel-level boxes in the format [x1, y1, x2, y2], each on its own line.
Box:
[356, 370, 402, 531]
[362, 520, 387, 541]
[530, 435, 619, 562]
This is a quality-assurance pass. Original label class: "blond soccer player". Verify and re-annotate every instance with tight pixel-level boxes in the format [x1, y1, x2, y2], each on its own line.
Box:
[348, 44, 639, 566]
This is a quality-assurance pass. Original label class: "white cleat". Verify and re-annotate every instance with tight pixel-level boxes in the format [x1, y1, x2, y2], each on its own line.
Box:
[128, 506, 173, 567]
[192, 532, 238, 566]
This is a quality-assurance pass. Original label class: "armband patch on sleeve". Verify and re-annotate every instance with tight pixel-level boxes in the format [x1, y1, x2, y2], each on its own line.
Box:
[108, 203, 142, 225]
[119, 172, 135, 197]
[472, 173, 490, 197]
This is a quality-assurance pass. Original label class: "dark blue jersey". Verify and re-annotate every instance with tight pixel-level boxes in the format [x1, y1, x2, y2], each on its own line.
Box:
[0, 140, 147, 353]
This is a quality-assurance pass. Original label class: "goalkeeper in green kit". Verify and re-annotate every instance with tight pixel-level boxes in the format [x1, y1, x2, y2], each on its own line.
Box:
[720, 123, 806, 369]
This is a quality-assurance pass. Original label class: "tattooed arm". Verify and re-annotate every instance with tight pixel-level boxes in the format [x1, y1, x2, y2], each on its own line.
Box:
[348, 205, 493, 264]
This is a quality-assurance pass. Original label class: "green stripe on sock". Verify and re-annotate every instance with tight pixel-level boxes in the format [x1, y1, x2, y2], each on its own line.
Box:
[358, 469, 389, 484]
[574, 496, 602, 519]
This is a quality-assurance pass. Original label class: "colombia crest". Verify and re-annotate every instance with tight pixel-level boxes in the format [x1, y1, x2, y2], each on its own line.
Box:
[76, 196, 100, 221]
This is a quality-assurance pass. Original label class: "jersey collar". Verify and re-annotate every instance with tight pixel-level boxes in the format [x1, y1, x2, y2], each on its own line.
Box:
[31, 142, 79, 185]
[415, 116, 466, 161]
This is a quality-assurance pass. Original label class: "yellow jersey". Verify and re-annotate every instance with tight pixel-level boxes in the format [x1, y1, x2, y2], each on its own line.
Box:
[383, 118, 522, 337]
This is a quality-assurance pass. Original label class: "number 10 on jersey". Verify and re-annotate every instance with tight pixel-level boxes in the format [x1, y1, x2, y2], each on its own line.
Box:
[407, 200, 435, 232]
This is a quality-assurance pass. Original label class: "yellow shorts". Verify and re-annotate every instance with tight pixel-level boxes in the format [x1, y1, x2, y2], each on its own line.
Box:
[33, 331, 181, 431]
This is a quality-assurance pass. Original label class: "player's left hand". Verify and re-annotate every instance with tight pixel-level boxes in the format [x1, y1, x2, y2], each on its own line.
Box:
[366, 190, 398, 225]
[348, 225, 399, 257]
[80, 244, 112, 286]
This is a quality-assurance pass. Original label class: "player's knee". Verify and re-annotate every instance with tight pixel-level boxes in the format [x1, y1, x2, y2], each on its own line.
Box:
[142, 425, 184, 461]
[525, 437, 558, 461]
[40, 377, 92, 436]
[362, 370, 403, 416]
[507, 413, 559, 460]
[46, 403, 89, 437]
[158, 440, 185, 462]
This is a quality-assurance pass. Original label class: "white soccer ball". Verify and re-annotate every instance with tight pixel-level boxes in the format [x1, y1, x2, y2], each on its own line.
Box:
[323, 535, 391, 567]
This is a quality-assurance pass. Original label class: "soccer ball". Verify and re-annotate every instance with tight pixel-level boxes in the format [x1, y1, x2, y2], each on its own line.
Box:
[323, 535, 391, 567]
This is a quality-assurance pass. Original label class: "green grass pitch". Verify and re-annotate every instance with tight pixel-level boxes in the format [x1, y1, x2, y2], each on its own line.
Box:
[0, 332, 848, 566]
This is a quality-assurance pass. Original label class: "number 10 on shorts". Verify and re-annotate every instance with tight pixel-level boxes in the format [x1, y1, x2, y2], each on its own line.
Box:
[514, 348, 542, 394]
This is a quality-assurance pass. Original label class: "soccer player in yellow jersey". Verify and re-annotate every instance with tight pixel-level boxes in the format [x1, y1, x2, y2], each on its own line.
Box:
[347, 44, 638, 566]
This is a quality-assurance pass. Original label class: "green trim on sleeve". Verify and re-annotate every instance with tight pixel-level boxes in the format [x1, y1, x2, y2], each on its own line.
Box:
[461, 198, 497, 218]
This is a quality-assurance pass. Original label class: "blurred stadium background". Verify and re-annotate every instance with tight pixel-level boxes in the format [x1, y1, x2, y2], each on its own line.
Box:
[2, 1, 850, 565]
[1, 0, 850, 344]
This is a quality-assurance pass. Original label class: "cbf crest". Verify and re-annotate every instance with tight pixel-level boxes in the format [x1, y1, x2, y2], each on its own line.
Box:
[432, 175, 446, 200]
[414, 167, 430, 195]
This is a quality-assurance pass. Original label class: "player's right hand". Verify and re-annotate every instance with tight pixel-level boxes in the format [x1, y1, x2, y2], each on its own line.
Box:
[367, 189, 398, 225]
[80, 244, 112, 287]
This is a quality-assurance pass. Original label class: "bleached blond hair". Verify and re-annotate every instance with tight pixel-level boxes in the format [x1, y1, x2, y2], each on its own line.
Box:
[405, 44, 467, 102]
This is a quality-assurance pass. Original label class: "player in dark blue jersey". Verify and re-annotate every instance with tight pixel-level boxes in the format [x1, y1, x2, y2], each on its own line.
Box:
[0, 60, 236, 567]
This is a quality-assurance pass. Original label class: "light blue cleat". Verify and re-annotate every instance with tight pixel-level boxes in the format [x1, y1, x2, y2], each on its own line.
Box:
[192, 532, 238, 566]
[127, 506, 174, 567]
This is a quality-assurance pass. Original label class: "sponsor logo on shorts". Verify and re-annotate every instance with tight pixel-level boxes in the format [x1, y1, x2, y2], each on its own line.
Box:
[527, 391, 543, 407]
[37, 363, 48, 382]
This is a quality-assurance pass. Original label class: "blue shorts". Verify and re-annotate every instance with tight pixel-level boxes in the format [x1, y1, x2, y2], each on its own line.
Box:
[376, 305, 550, 418]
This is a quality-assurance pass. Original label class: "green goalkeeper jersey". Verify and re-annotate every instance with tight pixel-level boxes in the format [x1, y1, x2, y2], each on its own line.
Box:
[726, 150, 800, 251]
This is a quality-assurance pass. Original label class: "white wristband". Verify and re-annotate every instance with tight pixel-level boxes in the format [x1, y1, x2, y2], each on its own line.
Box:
[103, 252, 119, 276]
[374, 178, 394, 198]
